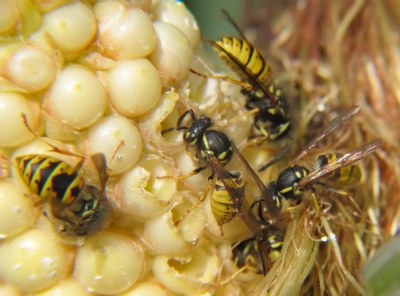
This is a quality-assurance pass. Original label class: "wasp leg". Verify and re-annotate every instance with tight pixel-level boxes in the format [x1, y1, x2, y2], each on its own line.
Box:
[157, 166, 207, 180]
[21, 113, 86, 169]
[223, 109, 259, 131]
[190, 68, 253, 90]
[52, 202, 84, 227]
[220, 265, 250, 285]
[258, 139, 293, 172]
[174, 186, 211, 226]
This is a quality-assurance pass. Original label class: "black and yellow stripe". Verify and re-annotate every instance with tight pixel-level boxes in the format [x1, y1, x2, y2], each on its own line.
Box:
[210, 171, 243, 227]
[232, 227, 283, 274]
[15, 154, 83, 205]
[316, 153, 362, 186]
[214, 37, 271, 85]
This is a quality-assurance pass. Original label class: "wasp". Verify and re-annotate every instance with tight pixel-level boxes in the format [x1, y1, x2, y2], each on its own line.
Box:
[232, 226, 284, 275]
[195, 10, 291, 170]
[172, 170, 244, 235]
[162, 108, 280, 274]
[260, 106, 381, 208]
[14, 114, 112, 237]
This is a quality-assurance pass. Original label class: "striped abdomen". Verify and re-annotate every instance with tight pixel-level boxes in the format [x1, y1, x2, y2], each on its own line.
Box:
[210, 171, 243, 226]
[214, 37, 271, 84]
[15, 154, 84, 205]
[317, 152, 362, 186]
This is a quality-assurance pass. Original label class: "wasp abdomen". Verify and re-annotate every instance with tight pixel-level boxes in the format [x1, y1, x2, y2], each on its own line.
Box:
[215, 37, 271, 84]
[15, 154, 84, 205]
[211, 171, 243, 226]
[317, 153, 362, 186]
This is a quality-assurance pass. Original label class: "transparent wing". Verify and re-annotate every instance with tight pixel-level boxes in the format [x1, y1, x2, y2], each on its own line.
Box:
[207, 153, 273, 275]
[231, 143, 280, 223]
[207, 154, 261, 235]
[294, 105, 361, 162]
[91, 153, 108, 191]
[220, 9, 248, 41]
[298, 139, 381, 188]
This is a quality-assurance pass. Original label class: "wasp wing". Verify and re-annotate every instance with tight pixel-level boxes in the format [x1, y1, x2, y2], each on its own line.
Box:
[91, 153, 108, 192]
[294, 105, 361, 162]
[208, 155, 273, 275]
[232, 143, 280, 223]
[220, 9, 248, 41]
[207, 154, 261, 234]
[298, 139, 381, 188]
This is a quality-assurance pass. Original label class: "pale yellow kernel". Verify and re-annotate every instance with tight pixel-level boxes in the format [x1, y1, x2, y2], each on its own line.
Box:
[0, 284, 23, 296]
[0, 0, 20, 35]
[5, 45, 57, 92]
[31, 0, 71, 13]
[152, 243, 220, 295]
[143, 209, 199, 255]
[95, 3, 157, 59]
[0, 92, 40, 148]
[150, 21, 194, 85]
[116, 156, 176, 220]
[153, 0, 200, 48]
[108, 59, 161, 117]
[43, 2, 96, 53]
[85, 115, 143, 175]
[74, 231, 146, 295]
[119, 280, 168, 296]
[0, 180, 38, 239]
[29, 277, 91, 296]
[44, 64, 107, 130]
[0, 229, 68, 292]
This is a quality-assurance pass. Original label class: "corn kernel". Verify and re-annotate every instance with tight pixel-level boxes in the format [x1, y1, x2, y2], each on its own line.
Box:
[119, 280, 168, 296]
[108, 59, 161, 117]
[152, 242, 220, 295]
[73, 231, 146, 295]
[143, 209, 198, 255]
[95, 2, 157, 60]
[42, 2, 96, 54]
[44, 64, 107, 130]
[0, 229, 69, 292]
[30, 277, 91, 296]
[5, 45, 57, 92]
[150, 21, 194, 85]
[153, 0, 200, 49]
[0, 0, 20, 35]
[0, 92, 40, 148]
[85, 115, 143, 175]
[0, 180, 39, 239]
[116, 156, 177, 220]
[0, 284, 22, 296]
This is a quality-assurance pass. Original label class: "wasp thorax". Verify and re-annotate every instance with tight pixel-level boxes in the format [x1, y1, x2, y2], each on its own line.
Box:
[198, 130, 233, 164]
[276, 165, 308, 200]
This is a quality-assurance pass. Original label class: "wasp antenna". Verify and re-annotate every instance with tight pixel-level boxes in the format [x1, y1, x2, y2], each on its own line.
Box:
[220, 9, 247, 40]
[161, 127, 178, 135]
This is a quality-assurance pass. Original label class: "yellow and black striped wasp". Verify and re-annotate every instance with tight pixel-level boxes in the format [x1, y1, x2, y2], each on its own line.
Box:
[193, 10, 291, 170]
[14, 114, 113, 237]
[232, 225, 284, 275]
[253, 106, 381, 219]
[161, 108, 281, 274]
